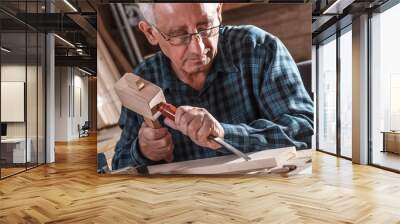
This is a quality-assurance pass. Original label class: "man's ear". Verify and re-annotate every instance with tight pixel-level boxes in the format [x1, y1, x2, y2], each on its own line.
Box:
[138, 21, 159, 46]
[216, 3, 223, 23]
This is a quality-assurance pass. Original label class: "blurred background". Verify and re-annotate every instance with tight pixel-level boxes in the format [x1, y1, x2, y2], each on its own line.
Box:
[96, 3, 312, 171]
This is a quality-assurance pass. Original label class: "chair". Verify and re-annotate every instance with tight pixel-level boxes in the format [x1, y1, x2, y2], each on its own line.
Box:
[78, 121, 90, 138]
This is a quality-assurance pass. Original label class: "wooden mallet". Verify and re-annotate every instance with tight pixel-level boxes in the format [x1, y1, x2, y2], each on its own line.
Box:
[114, 73, 166, 128]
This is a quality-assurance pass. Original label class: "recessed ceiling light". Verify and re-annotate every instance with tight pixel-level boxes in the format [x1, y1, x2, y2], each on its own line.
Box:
[323, 0, 355, 15]
[1, 47, 11, 53]
[54, 34, 75, 48]
[63, 0, 78, 12]
[78, 67, 93, 76]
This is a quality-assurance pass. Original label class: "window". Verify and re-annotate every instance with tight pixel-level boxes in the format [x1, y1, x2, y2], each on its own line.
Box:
[339, 28, 352, 158]
[317, 25, 353, 159]
[317, 36, 337, 154]
[370, 2, 400, 171]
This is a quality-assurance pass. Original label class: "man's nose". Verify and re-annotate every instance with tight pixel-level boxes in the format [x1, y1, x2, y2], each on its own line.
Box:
[188, 34, 205, 54]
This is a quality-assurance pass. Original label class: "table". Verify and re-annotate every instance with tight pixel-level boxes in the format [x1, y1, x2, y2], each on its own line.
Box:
[382, 131, 400, 154]
[1, 138, 32, 164]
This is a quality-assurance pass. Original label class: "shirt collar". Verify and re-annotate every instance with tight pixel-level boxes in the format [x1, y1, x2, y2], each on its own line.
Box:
[213, 29, 239, 74]
[157, 54, 175, 92]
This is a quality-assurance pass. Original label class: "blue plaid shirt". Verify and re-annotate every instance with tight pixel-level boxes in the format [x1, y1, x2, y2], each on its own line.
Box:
[112, 25, 314, 170]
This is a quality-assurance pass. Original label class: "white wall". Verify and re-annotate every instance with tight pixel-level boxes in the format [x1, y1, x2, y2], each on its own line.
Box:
[54, 67, 89, 141]
[1, 65, 39, 138]
[1, 63, 46, 164]
[55, 66, 69, 141]
[1, 65, 26, 136]
[71, 72, 89, 138]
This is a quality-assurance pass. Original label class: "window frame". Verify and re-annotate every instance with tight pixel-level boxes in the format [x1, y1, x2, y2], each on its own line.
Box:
[315, 21, 353, 161]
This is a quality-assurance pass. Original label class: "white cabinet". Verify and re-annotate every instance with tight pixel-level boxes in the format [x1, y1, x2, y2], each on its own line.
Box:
[1, 138, 32, 163]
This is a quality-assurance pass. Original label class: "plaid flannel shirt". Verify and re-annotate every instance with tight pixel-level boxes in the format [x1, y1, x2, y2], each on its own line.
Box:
[112, 25, 314, 170]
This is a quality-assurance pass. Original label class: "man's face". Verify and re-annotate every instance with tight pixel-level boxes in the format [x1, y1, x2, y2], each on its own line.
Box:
[152, 4, 221, 74]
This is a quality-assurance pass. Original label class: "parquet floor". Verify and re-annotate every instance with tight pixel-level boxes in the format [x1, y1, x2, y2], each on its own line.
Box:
[1, 167, 26, 178]
[1, 134, 400, 223]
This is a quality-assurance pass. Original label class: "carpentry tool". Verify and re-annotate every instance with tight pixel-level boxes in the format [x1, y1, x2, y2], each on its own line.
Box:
[114, 73, 251, 161]
[157, 102, 251, 161]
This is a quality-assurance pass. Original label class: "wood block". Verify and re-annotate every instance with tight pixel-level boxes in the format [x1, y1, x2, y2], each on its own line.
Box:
[114, 73, 166, 121]
[112, 147, 297, 175]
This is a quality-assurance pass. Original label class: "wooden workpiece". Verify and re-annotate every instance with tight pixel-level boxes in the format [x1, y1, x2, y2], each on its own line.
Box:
[112, 147, 304, 175]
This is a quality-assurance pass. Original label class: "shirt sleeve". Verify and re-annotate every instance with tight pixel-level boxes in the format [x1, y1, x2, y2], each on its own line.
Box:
[220, 37, 314, 152]
[111, 106, 158, 170]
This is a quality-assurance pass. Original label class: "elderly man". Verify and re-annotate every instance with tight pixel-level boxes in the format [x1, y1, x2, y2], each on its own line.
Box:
[112, 3, 314, 170]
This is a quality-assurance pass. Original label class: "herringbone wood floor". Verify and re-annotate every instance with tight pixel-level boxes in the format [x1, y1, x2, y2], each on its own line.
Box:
[1, 135, 400, 224]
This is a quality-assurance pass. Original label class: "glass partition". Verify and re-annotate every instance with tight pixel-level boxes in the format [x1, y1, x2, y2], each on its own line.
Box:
[1, 31, 28, 177]
[317, 36, 337, 155]
[0, 1, 46, 179]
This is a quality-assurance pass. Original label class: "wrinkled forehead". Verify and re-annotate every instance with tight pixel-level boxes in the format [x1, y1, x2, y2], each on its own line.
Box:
[154, 3, 218, 28]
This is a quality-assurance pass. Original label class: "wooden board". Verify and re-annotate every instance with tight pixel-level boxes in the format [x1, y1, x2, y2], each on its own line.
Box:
[112, 147, 297, 175]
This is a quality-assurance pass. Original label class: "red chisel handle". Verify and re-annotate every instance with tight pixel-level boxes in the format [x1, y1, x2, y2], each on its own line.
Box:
[158, 102, 177, 121]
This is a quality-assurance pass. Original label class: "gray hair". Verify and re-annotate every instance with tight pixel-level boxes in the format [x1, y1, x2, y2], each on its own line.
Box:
[137, 3, 156, 25]
[137, 3, 219, 26]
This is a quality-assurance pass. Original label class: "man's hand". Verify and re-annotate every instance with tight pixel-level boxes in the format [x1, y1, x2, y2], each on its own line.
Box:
[164, 106, 224, 149]
[138, 122, 174, 162]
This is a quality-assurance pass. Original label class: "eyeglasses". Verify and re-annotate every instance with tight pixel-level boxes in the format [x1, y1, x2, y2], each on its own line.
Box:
[152, 24, 221, 46]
